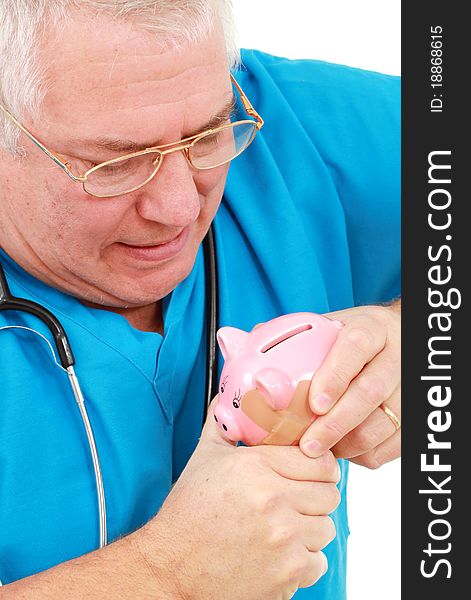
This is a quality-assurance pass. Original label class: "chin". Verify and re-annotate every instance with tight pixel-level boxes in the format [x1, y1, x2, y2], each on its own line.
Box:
[112, 244, 199, 305]
[88, 220, 207, 306]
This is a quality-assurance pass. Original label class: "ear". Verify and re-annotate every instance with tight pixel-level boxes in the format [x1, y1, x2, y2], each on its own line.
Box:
[253, 368, 295, 410]
[217, 327, 249, 361]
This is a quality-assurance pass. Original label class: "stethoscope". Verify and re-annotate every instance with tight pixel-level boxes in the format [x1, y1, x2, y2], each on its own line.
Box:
[0, 226, 218, 564]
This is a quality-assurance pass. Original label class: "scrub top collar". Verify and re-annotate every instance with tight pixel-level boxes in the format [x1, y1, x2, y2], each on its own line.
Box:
[0, 245, 205, 382]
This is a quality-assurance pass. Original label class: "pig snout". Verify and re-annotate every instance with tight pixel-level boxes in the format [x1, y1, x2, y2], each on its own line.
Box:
[214, 404, 242, 442]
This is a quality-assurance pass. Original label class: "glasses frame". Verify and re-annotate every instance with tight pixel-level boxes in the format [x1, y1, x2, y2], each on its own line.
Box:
[0, 74, 264, 198]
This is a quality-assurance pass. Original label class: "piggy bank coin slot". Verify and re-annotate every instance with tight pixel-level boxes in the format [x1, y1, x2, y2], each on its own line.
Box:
[260, 324, 313, 353]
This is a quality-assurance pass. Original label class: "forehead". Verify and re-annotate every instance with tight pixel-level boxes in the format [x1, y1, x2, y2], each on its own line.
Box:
[38, 12, 231, 142]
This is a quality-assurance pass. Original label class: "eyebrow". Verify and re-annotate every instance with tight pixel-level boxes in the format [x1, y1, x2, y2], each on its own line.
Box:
[76, 93, 237, 154]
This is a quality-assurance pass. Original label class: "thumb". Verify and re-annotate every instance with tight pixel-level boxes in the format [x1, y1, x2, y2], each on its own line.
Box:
[200, 396, 237, 447]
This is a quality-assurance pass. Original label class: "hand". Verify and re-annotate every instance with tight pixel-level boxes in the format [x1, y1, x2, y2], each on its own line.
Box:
[299, 302, 401, 469]
[140, 399, 341, 600]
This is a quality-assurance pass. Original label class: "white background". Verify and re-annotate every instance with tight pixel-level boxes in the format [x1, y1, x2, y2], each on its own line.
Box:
[234, 2, 401, 599]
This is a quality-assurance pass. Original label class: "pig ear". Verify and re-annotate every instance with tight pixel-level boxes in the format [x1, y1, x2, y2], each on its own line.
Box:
[217, 327, 249, 360]
[253, 368, 295, 410]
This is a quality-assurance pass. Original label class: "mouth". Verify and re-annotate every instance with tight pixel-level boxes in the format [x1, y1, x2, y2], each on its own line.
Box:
[116, 226, 190, 262]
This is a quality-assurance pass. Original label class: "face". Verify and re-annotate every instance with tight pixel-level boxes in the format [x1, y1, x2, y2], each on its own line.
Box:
[0, 13, 232, 307]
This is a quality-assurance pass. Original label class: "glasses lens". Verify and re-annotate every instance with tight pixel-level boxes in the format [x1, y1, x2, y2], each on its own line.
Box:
[84, 152, 161, 197]
[189, 121, 257, 169]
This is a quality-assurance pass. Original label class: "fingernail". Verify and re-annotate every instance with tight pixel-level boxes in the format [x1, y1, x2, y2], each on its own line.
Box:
[301, 438, 322, 457]
[312, 393, 334, 414]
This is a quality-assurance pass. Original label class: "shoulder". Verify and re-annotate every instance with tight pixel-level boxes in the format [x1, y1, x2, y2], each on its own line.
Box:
[237, 49, 400, 148]
[228, 51, 400, 307]
[238, 48, 400, 105]
[235, 49, 400, 187]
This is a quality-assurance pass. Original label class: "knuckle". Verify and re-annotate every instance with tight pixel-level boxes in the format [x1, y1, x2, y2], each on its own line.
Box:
[239, 447, 265, 469]
[324, 419, 348, 439]
[372, 442, 400, 468]
[350, 426, 382, 453]
[356, 373, 386, 408]
[344, 326, 375, 355]
[320, 450, 340, 481]
[328, 361, 351, 390]
[335, 462, 342, 484]
[317, 483, 341, 512]
[318, 551, 328, 578]
[360, 452, 382, 470]
[269, 525, 296, 549]
[236, 448, 271, 478]
[302, 552, 328, 587]
[382, 357, 401, 382]
[328, 485, 341, 512]
[253, 489, 282, 515]
[326, 516, 337, 543]
[285, 554, 309, 585]
[319, 516, 337, 548]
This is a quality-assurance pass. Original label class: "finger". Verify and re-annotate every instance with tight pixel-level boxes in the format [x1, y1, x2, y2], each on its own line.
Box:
[286, 480, 341, 516]
[308, 315, 388, 415]
[300, 515, 337, 552]
[300, 352, 399, 457]
[298, 551, 328, 588]
[331, 387, 401, 458]
[379, 389, 402, 425]
[348, 429, 401, 469]
[265, 447, 340, 483]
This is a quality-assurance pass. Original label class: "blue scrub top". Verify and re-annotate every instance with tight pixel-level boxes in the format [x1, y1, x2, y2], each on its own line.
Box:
[0, 49, 400, 598]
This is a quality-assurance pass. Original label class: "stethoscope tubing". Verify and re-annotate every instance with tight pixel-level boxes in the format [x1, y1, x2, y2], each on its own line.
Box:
[0, 229, 218, 579]
[0, 262, 75, 369]
[202, 225, 219, 424]
[0, 261, 108, 550]
[67, 366, 107, 549]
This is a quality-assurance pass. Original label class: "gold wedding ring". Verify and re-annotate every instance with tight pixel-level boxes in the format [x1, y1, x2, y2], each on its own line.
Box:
[379, 404, 401, 431]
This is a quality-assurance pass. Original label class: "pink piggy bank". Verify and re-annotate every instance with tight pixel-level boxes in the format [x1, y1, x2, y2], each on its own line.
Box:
[214, 312, 343, 446]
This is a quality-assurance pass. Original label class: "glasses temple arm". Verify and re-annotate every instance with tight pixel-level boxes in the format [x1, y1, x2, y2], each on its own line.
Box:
[230, 74, 265, 128]
[0, 105, 85, 182]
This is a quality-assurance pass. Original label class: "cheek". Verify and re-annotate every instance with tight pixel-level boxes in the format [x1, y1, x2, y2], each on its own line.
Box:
[38, 181, 129, 254]
[195, 164, 229, 214]
[4, 174, 75, 247]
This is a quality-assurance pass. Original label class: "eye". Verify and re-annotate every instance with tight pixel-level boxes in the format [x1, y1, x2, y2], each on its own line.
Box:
[195, 131, 223, 148]
[100, 161, 133, 176]
[220, 376, 228, 395]
[232, 388, 241, 409]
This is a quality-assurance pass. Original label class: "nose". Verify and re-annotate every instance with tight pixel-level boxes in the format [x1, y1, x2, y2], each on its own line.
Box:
[214, 404, 242, 442]
[135, 150, 201, 226]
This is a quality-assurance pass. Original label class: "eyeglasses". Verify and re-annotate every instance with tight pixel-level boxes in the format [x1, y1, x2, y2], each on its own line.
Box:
[0, 74, 264, 198]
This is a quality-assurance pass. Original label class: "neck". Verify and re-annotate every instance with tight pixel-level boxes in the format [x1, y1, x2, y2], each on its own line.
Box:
[83, 300, 164, 334]
[0, 244, 165, 333]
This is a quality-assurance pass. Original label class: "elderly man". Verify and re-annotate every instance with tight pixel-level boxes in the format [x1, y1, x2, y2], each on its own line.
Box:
[0, 1, 400, 598]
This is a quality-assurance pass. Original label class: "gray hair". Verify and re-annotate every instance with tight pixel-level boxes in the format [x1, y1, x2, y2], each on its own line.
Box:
[0, 0, 240, 153]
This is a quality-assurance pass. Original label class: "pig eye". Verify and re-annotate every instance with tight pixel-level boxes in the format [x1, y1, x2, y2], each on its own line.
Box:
[220, 376, 229, 394]
[233, 389, 241, 409]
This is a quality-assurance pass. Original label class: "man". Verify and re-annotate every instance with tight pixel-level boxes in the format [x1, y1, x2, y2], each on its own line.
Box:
[0, 1, 400, 598]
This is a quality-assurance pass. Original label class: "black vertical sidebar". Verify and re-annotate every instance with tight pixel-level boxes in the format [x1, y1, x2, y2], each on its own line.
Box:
[402, 2, 467, 598]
